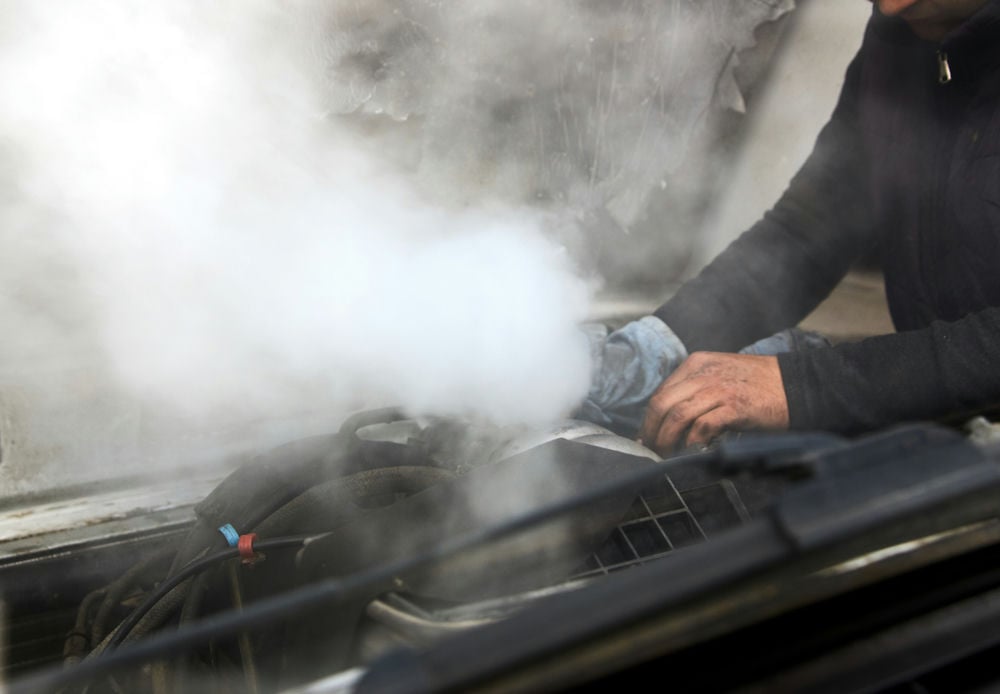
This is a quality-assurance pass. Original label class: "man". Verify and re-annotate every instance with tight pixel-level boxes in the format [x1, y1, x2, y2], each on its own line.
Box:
[581, 0, 1000, 454]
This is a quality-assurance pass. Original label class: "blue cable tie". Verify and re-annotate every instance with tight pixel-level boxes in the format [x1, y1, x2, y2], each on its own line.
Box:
[218, 523, 240, 547]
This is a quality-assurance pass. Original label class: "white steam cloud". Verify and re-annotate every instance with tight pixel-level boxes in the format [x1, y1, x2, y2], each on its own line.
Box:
[0, 0, 593, 485]
[0, 0, 794, 492]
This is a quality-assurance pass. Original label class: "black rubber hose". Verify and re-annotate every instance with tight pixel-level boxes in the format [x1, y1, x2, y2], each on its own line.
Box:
[168, 573, 209, 694]
[167, 435, 345, 576]
[111, 580, 193, 649]
[252, 466, 455, 538]
[167, 409, 408, 576]
[106, 535, 317, 652]
[90, 548, 174, 647]
[63, 588, 106, 666]
[103, 466, 451, 663]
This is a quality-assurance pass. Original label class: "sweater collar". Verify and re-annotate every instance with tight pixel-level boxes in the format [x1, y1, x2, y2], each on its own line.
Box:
[940, 1, 1000, 58]
[871, 0, 1000, 79]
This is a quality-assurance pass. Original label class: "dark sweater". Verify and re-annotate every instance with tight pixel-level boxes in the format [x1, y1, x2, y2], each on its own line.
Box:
[655, 1, 1000, 434]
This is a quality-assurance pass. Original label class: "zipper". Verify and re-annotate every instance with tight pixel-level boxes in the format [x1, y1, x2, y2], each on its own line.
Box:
[922, 47, 969, 313]
[937, 50, 952, 85]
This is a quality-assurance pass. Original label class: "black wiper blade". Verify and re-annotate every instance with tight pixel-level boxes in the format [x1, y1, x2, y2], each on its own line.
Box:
[356, 424, 1000, 694]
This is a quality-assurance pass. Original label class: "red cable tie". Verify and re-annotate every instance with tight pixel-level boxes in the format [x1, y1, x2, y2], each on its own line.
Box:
[238, 533, 259, 564]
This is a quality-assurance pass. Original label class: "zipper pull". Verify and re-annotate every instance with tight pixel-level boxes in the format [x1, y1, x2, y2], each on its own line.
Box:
[938, 50, 952, 85]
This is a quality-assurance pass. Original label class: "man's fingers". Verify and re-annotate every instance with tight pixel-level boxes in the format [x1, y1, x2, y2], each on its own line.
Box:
[649, 394, 720, 453]
[638, 357, 710, 444]
[639, 377, 702, 447]
[685, 407, 745, 448]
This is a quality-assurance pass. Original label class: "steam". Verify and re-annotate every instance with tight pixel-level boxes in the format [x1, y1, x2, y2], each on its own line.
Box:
[0, 0, 796, 493]
[319, 0, 795, 284]
[0, 0, 593, 455]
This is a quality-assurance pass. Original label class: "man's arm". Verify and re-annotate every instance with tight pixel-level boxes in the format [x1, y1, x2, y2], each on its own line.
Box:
[634, 48, 876, 453]
[642, 308, 1000, 451]
[585, 49, 876, 442]
[655, 52, 874, 354]
[782, 307, 1000, 433]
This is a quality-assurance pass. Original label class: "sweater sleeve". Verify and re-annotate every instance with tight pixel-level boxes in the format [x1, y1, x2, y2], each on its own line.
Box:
[779, 307, 1000, 433]
[655, 50, 875, 353]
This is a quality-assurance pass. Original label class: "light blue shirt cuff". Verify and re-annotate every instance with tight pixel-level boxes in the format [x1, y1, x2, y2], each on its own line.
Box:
[577, 316, 688, 435]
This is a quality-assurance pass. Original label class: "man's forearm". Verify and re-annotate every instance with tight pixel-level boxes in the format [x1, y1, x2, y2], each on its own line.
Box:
[656, 54, 873, 353]
[779, 306, 1000, 433]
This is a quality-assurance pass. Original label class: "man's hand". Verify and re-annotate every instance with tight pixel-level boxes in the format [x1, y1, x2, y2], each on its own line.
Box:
[639, 352, 789, 454]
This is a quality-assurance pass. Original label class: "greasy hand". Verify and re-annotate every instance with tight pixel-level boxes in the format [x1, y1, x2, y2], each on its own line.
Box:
[639, 352, 789, 454]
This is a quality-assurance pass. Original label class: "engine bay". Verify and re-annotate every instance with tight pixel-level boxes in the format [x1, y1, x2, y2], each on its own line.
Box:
[7, 411, 1000, 693]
